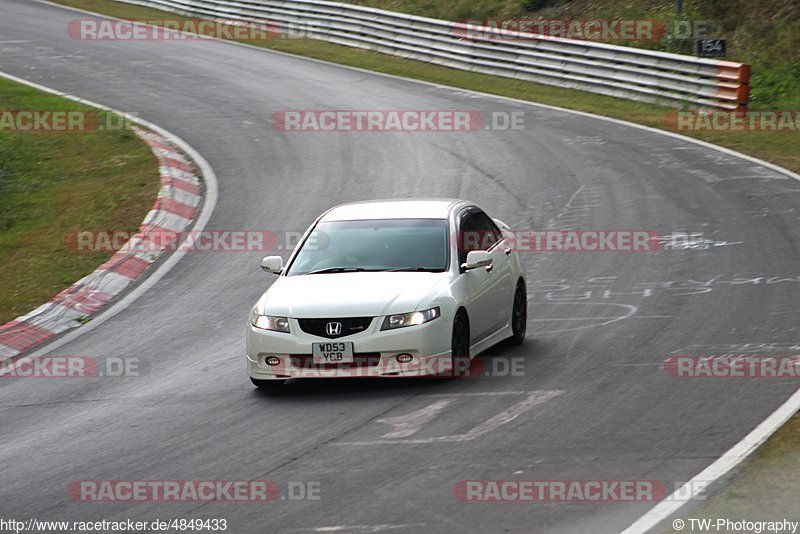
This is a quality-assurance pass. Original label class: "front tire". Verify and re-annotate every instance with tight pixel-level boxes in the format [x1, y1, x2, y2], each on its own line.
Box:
[450, 310, 471, 377]
[251, 377, 286, 390]
[508, 281, 527, 345]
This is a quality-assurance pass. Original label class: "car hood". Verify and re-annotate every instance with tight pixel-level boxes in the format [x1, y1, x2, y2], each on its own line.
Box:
[259, 272, 448, 317]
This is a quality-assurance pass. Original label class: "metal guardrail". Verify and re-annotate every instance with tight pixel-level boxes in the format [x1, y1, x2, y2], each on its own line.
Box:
[110, 0, 750, 110]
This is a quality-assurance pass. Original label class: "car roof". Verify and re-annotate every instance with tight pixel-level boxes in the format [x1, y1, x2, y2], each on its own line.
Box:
[320, 198, 471, 222]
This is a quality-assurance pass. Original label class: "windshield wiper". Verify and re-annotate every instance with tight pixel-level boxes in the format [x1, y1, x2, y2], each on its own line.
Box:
[307, 267, 368, 275]
[383, 267, 440, 272]
[307, 266, 441, 274]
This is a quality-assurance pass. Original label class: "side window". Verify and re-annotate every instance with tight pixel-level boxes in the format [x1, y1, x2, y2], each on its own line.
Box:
[458, 210, 502, 270]
[471, 211, 502, 250]
[458, 212, 478, 268]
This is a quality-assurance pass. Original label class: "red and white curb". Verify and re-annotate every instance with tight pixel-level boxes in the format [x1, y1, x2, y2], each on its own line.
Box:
[0, 126, 203, 359]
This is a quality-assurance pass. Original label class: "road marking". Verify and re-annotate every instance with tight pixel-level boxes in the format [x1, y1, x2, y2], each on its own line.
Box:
[308, 525, 425, 532]
[529, 315, 672, 321]
[377, 399, 452, 439]
[423, 391, 530, 397]
[338, 390, 563, 445]
[533, 302, 638, 334]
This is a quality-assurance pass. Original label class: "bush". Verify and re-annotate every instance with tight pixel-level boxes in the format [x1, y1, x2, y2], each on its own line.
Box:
[519, 0, 564, 13]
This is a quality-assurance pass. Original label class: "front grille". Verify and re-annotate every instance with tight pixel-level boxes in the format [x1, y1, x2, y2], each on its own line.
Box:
[290, 353, 381, 369]
[297, 317, 373, 339]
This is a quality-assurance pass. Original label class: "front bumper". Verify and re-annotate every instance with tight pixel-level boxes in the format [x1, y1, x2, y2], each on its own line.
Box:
[246, 315, 453, 379]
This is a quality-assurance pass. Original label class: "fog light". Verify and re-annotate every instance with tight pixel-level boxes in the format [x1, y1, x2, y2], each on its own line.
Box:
[265, 356, 281, 366]
[396, 353, 413, 363]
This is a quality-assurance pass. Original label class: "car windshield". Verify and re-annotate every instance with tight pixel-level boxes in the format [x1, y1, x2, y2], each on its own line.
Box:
[286, 218, 449, 276]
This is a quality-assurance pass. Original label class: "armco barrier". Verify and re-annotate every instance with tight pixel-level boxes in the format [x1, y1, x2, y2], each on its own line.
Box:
[108, 0, 749, 110]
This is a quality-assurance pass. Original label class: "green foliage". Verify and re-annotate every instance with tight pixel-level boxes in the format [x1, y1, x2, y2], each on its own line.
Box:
[749, 62, 800, 108]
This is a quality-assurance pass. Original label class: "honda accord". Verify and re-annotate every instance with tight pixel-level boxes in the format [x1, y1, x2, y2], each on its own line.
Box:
[245, 199, 527, 388]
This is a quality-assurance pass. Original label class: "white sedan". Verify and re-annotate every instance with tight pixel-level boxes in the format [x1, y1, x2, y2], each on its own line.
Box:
[245, 199, 527, 388]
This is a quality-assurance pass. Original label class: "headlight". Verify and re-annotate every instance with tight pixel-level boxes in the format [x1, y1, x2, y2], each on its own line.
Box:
[250, 309, 290, 333]
[381, 307, 440, 330]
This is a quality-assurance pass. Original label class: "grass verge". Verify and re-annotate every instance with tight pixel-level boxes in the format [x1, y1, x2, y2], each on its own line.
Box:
[0, 76, 160, 325]
[52, 0, 799, 173]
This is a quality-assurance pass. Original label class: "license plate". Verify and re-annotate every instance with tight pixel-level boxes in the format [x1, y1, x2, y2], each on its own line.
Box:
[312, 341, 354, 364]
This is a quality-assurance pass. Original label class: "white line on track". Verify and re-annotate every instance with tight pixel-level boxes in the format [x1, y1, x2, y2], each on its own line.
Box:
[339, 390, 563, 445]
[423, 391, 532, 397]
[308, 525, 425, 532]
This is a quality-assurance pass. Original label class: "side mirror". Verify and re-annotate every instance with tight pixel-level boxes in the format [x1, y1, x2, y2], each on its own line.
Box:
[462, 250, 493, 271]
[260, 256, 283, 274]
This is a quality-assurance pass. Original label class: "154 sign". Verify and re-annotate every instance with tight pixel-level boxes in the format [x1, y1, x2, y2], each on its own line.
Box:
[696, 38, 726, 57]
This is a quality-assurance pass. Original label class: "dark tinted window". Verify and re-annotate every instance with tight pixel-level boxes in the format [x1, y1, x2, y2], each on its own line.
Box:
[473, 211, 502, 245]
[458, 210, 503, 267]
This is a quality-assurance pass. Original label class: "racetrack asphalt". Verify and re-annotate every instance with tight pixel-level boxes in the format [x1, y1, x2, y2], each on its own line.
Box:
[1, 1, 799, 531]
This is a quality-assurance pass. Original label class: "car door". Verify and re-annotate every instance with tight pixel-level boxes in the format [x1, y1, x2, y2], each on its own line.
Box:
[457, 209, 498, 343]
[475, 212, 515, 330]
